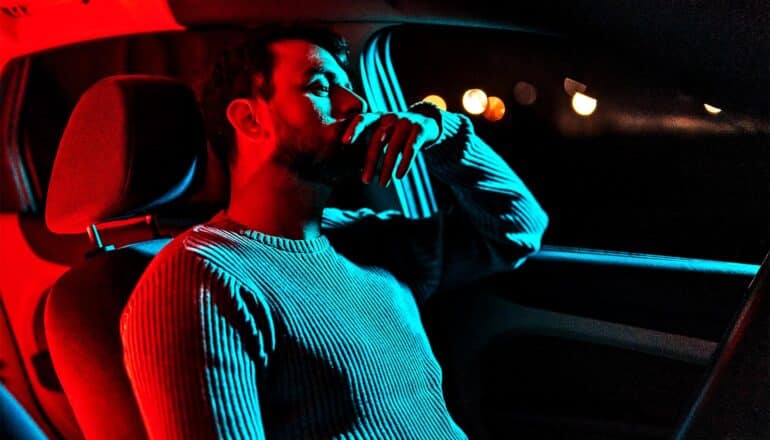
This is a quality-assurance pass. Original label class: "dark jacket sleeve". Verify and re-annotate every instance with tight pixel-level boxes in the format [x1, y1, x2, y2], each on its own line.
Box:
[323, 105, 548, 304]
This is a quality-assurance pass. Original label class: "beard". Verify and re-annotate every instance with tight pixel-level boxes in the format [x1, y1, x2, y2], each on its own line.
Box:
[276, 131, 366, 187]
[274, 116, 369, 187]
[292, 143, 366, 186]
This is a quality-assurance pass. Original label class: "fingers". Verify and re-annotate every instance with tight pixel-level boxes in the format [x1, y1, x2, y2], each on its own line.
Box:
[342, 113, 367, 145]
[362, 115, 396, 183]
[353, 112, 429, 185]
[379, 119, 412, 186]
[395, 126, 419, 179]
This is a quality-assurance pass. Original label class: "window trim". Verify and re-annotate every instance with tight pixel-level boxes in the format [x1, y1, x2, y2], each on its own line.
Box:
[0, 57, 37, 213]
[359, 27, 438, 219]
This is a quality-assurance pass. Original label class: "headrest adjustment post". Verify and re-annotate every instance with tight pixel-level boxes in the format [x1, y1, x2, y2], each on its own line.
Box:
[86, 224, 103, 248]
[145, 215, 161, 238]
[85, 224, 115, 257]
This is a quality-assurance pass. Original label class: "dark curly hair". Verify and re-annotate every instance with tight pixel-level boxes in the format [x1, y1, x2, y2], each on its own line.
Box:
[200, 24, 351, 170]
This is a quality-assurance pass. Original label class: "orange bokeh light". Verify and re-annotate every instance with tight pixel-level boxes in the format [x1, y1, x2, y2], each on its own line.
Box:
[421, 94, 447, 110]
[483, 96, 506, 121]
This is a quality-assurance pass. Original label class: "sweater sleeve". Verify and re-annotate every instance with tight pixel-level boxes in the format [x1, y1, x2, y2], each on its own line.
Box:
[323, 105, 548, 303]
[120, 247, 273, 440]
[416, 103, 549, 272]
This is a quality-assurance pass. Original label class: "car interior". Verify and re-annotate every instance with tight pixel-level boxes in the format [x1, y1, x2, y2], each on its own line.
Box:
[0, 2, 768, 439]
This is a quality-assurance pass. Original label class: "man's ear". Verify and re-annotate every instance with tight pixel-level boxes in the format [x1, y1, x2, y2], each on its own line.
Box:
[226, 98, 261, 140]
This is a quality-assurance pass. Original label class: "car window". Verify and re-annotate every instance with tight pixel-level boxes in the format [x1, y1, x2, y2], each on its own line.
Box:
[390, 24, 769, 264]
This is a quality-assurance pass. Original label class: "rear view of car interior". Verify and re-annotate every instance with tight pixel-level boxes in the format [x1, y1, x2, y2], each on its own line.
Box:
[1, 1, 768, 439]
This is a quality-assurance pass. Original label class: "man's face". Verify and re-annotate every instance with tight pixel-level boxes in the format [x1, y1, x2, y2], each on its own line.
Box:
[263, 39, 367, 184]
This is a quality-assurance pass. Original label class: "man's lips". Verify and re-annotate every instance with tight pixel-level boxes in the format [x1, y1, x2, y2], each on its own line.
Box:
[334, 116, 357, 141]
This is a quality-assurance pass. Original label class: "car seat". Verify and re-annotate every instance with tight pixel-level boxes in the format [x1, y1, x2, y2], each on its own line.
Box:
[43, 75, 225, 439]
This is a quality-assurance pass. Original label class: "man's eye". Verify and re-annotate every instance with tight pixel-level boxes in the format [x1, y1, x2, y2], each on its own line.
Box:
[307, 82, 330, 95]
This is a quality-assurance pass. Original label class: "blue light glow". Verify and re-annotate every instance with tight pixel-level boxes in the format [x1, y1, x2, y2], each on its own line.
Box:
[534, 245, 760, 276]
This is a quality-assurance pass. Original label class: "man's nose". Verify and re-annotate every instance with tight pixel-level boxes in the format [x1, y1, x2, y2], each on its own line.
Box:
[333, 86, 368, 117]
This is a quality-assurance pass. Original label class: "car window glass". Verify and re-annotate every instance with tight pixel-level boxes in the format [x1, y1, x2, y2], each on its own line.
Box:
[390, 25, 769, 264]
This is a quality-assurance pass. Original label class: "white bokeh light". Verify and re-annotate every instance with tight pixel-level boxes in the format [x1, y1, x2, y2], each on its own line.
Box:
[572, 91, 597, 116]
[704, 103, 722, 115]
[462, 89, 488, 115]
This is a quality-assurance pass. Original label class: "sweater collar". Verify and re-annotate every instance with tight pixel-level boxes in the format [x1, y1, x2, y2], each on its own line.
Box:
[209, 211, 331, 254]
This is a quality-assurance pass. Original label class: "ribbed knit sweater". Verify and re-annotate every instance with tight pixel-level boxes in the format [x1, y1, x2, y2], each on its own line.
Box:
[121, 108, 548, 439]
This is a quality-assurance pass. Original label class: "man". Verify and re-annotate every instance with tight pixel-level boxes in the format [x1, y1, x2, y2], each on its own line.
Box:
[121, 25, 548, 439]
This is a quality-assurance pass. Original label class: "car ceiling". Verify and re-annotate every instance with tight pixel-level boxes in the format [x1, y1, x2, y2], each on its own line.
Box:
[168, 0, 769, 119]
[0, 0, 767, 118]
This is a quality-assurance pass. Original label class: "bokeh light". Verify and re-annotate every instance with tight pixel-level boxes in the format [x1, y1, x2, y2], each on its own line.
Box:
[421, 94, 447, 110]
[513, 81, 537, 106]
[704, 103, 722, 115]
[572, 91, 597, 116]
[462, 88, 488, 115]
[483, 96, 506, 121]
[564, 77, 587, 97]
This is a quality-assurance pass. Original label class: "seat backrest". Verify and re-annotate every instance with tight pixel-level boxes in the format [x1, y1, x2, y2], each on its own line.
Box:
[44, 240, 169, 440]
[43, 75, 225, 440]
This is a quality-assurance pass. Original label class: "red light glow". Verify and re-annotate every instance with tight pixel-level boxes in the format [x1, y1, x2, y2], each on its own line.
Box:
[0, 0, 182, 64]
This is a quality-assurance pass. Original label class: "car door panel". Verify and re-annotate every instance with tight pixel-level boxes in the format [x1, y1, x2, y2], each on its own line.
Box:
[423, 247, 756, 439]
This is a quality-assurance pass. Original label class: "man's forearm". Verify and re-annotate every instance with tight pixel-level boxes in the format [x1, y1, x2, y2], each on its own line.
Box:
[411, 103, 549, 262]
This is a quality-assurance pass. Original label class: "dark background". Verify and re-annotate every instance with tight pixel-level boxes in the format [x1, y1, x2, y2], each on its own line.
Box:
[391, 25, 769, 264]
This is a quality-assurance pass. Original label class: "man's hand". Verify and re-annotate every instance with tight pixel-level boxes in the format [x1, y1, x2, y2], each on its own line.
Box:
[342, 112, 440, 186]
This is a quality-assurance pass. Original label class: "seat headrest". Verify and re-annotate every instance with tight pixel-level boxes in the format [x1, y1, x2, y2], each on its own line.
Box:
[45, 75, 226, 234]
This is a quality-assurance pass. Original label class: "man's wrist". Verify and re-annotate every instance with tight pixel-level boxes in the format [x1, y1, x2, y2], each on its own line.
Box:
[408, 101, 444, 148]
